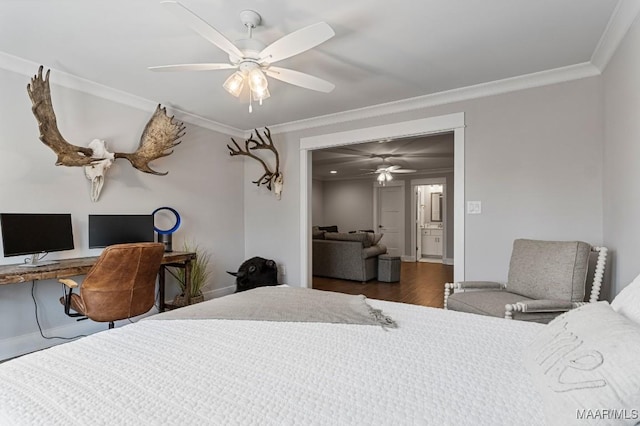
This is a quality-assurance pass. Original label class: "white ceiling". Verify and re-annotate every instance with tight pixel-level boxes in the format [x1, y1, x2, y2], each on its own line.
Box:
[0, 0, 619, 132]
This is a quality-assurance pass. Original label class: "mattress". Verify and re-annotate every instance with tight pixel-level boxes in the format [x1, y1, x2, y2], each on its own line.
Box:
[0, 299, 544, 425]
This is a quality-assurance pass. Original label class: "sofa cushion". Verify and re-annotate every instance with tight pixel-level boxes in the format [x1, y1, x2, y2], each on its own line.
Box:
[312, 230, 325, 240]
[324, 232, 371, 248]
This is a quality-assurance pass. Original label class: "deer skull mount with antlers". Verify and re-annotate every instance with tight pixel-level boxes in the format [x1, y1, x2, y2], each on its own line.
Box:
[27, 66, 186, 201]
[227, 127, 283, 200]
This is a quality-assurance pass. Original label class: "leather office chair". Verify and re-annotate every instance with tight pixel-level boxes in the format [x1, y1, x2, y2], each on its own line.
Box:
[59, 242, 165, 329]
[444, 239, 608, 323]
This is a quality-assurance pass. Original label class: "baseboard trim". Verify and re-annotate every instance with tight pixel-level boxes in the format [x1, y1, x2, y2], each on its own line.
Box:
[443, 258, 454, 265]
[401, 255, 416, 262]
[0, 320, 105, 361]
[202, 285, 236, 300]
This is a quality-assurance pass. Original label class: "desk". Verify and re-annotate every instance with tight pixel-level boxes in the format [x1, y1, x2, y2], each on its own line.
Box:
[0, 251, 197, 312]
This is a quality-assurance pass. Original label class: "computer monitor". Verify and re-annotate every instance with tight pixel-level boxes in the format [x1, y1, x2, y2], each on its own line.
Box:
[0, 213, 74, 267]
[88, 214, 154, 248]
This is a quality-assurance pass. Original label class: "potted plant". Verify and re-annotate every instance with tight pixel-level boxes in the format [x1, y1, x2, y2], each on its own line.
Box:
[172, 241, 212, 307]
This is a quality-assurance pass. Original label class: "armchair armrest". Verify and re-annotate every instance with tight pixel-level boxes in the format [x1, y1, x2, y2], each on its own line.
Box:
[443, 281, 505, 309]
[504, 299, 580, 319]
[453, 281, 505, 290]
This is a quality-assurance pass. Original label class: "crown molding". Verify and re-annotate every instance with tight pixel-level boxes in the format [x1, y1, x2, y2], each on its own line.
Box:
[591, 0, 640, 71]
[0, 51, 245, 138]
[268, 62, 600, 135]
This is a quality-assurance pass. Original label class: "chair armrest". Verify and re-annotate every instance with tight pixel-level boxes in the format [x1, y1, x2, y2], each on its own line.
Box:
[443, 281, 504, 309]
[451, 281, 505, 291]
[59, 278, 78, 288]
[504, 299, 580, 319]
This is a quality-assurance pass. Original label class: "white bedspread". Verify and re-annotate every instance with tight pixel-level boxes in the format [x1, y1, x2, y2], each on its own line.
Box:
[0, 300, 545, 425]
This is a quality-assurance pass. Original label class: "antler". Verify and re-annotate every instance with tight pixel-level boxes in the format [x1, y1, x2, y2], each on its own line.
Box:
[26, 66, 95, 166]
[249, 127, 280, 181]
[114, 105, 185, 175]
[227, 127, 278, 189]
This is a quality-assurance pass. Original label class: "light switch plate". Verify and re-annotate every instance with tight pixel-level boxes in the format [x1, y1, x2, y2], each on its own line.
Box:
[467, 201, 482, 214]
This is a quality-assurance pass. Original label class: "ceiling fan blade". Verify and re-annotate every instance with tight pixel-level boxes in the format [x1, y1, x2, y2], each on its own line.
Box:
[391, 169, 417, 173]
[161, 1, 243, 62]
[265, 66, 334, 93]
[387, 165, 401, 172]
[148, 63, 237, 72]
[259, 22, 335, 64]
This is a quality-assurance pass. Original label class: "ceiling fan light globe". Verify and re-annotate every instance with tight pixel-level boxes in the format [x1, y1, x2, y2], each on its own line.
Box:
[377, 173, 386, 182]
[248, 68, 268, 92]
[223, 71, 245, 97]
[385, 172, 393, 181]
[252, 87, 270, 103]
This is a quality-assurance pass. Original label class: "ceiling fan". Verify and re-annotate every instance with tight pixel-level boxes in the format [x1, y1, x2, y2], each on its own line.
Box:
[362, 154, 417, 184]
[149, 1, 336, 112]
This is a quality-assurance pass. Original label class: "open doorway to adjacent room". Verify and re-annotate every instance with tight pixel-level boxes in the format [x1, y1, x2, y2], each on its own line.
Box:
[306, 125, 458, 308]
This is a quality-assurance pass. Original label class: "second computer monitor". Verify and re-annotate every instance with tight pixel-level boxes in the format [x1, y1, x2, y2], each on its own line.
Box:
[88, 214, 154, 248]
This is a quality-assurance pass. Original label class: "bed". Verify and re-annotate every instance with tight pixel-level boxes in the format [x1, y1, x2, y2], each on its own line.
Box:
[0, 284, 638, 425]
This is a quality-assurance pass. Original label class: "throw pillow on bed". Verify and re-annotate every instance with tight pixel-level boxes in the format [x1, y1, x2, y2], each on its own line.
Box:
[523, 301, 640, 425]
[611, 273, 640, 326]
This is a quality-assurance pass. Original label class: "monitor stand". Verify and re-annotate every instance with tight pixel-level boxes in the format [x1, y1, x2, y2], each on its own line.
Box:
[18, 254, 59, 268]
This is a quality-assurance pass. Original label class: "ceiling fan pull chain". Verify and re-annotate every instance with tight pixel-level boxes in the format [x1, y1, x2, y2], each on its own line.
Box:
[249, 89, 253, 113]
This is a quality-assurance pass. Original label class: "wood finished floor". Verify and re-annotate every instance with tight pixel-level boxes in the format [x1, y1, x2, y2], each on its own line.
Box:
[312, 262, 453, 308]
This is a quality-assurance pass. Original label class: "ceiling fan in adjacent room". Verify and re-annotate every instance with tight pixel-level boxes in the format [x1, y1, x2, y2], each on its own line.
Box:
[361, 154, 417, 184]
[149, 1, 336, 112]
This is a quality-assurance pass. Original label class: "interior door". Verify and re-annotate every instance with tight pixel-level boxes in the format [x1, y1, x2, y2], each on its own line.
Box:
[377, 185, 404, 257]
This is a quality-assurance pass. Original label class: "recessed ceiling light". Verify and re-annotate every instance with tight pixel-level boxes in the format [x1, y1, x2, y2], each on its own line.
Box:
[330, 170, 337, 174]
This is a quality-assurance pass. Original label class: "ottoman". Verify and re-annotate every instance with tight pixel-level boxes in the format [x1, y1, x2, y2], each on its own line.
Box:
[378, 254, 401, 283]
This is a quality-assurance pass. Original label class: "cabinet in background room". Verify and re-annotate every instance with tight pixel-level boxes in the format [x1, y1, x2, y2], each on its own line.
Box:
[421, 229, 443, 257]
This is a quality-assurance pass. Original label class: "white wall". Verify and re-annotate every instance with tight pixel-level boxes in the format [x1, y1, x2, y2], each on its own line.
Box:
[0, 67, 245, 359]
[320, 179, 374, 232]
[602, 15, 640, 294]
[244, 76, 604, 287]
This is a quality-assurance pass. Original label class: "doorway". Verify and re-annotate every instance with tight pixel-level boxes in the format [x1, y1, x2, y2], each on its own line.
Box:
[414, 181, 446, 263]
[300, 112, 466, 287]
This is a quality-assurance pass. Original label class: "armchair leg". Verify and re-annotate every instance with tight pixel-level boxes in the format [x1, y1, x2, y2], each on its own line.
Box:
[108, 322, 114, 329]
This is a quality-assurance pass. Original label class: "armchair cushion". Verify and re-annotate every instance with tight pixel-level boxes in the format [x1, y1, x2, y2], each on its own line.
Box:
[507, 239, 591, 302]
[447, 290, 532, 317]
[447, 291, 561, 323]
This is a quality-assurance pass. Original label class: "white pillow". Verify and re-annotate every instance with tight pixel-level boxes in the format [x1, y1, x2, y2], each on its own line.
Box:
[523, 302, 640, 425]
[611, 273, 640, 325]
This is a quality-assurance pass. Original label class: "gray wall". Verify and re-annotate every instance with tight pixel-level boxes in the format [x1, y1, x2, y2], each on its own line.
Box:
[312, 179, 324, 225]
[244, 76, 604, 286]
[602, 15, 640, 294]
[317, 179, 373, 232]
[0, 67, 245, 359]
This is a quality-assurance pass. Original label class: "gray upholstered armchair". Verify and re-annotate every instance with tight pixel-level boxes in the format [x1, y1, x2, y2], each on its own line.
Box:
[444, 239, 608, 323]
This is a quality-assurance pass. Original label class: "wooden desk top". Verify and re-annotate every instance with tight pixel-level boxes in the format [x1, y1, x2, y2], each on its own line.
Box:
[0, 251, 196, 286]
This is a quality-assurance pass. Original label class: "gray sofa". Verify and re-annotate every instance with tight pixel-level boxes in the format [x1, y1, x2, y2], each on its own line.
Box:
[312, 232, 387, 282]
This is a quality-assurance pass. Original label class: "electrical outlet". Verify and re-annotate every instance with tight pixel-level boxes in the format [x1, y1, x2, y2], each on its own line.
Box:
[467, 201, 482, 214]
